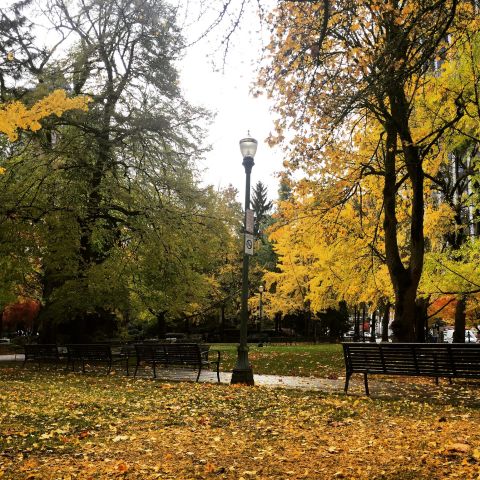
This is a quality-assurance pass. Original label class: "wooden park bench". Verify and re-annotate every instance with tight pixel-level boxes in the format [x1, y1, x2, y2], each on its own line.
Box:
[134, 343, 221, 382]
[23, 344, 62, 367]
[343, 342, 480, 396]
[65, 344, 130, 374]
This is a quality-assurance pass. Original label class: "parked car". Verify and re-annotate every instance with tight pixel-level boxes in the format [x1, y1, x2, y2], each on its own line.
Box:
[344, 330, 356, 340]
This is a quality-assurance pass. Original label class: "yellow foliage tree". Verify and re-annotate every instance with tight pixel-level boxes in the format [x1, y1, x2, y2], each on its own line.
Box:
[259, 0, 479, 341]
[0, 89, 90, 142]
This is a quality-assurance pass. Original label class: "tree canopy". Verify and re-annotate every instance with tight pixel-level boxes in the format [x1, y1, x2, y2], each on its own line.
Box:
[0, 0, 243, 341]
[258, 0, 480, 340]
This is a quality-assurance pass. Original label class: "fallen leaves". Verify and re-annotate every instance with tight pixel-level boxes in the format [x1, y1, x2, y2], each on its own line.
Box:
[1, 368, 480, 479]
[444, 442, 471, 454]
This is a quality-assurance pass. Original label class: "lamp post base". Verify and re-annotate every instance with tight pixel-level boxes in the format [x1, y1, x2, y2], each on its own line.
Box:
[231, 367, 255, 385]
[231, 344, 254, 385]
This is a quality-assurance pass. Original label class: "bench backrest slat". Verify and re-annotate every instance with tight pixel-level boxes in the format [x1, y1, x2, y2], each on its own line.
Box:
[164, 343, 201, 363]
[24, 344, 59, 359]
[134, 343, 208, 365]
[66, 344, 112, 360]
[134, 344, 168, 362]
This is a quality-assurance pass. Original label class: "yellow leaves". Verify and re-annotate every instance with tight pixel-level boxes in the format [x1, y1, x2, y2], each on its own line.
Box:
[0, 89, 91, 141]
[443, 443, 471, 455]
[3, 369, 480, 479]
[423, 202, 456, 249]
[473, 448, 480, 462]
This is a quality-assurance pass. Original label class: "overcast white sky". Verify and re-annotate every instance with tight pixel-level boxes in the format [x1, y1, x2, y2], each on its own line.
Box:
[178, 1, 283, 203]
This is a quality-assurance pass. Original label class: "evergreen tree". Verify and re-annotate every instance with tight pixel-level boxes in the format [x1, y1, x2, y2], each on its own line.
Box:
[251, 181, 273, 237]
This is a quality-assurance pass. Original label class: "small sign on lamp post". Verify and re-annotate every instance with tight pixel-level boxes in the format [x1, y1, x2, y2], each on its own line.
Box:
[245, 233, 254, 255]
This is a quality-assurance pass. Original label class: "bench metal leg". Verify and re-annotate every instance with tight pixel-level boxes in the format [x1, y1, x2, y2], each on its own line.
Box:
[363, 372, 370, 396]
[196, 365, 202, 382]
[216, 363, 220, 383]
[344, 372, 351, 394]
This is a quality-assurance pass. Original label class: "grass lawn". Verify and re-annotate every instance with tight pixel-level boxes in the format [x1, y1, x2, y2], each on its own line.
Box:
[1, 366, 480, 479]
[213, 343, 344, 378]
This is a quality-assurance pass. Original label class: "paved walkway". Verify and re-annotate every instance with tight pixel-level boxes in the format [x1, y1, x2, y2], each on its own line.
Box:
[0, 353, 344, 391]
[0, 354, 362, 392]
[2, 354, 480, 406]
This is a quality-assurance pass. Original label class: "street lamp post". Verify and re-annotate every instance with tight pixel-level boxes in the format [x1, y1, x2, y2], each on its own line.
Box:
[231, 134, 257, 386]
[258, 285, 264, 333]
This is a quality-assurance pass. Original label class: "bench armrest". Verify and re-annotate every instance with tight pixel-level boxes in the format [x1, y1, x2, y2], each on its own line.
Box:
[208, 349, 221, 364]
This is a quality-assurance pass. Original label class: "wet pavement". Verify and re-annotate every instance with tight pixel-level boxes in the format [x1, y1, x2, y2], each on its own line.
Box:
[2, 354, 480, 406]
[0, 353, 347, 392]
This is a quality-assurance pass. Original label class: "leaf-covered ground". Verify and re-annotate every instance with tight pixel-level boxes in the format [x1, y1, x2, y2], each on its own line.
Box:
[1, 367, 480, 479]
[214, 344, 344, 378]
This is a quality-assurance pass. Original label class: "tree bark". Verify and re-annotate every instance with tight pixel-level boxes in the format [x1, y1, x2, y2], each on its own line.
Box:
[453, 296, 466, 343]
[384, 85, 425, 342]
[415, 297, 429, 343]
[381, 302, 391, 342]
[156, 311, 166, 339]
[353, 305, 360, 342]
[370, 310, 377, 342]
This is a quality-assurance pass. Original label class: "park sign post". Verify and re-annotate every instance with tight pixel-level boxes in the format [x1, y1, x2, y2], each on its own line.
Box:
[245, 233, 254, 255]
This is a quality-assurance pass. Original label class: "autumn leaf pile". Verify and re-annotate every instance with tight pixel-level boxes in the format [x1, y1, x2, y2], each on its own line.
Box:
[1, 368, 480, 479]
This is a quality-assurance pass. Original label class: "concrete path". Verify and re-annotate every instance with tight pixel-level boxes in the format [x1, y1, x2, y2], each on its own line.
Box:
[0, 354, 345, 392]
[2, 354, 480, 406]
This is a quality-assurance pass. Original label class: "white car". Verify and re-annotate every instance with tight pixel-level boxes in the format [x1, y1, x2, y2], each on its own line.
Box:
[443, 329, 477, 343]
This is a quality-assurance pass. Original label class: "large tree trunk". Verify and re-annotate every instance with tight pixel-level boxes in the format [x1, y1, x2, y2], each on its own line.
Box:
[383, 85, 425, 342]
[353, 305, 360, 342]
[381, 301, 391, 342]
[156, 311, 167, 339]
[361, 304, 366, 342]
[370, 310, 377, 342]
[453, 296, 466, 343]
[391, 282, 417, 342]
[415, 297, 429, 343]
[274, 312, 282, 333]
[220, 305, 226, 341]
